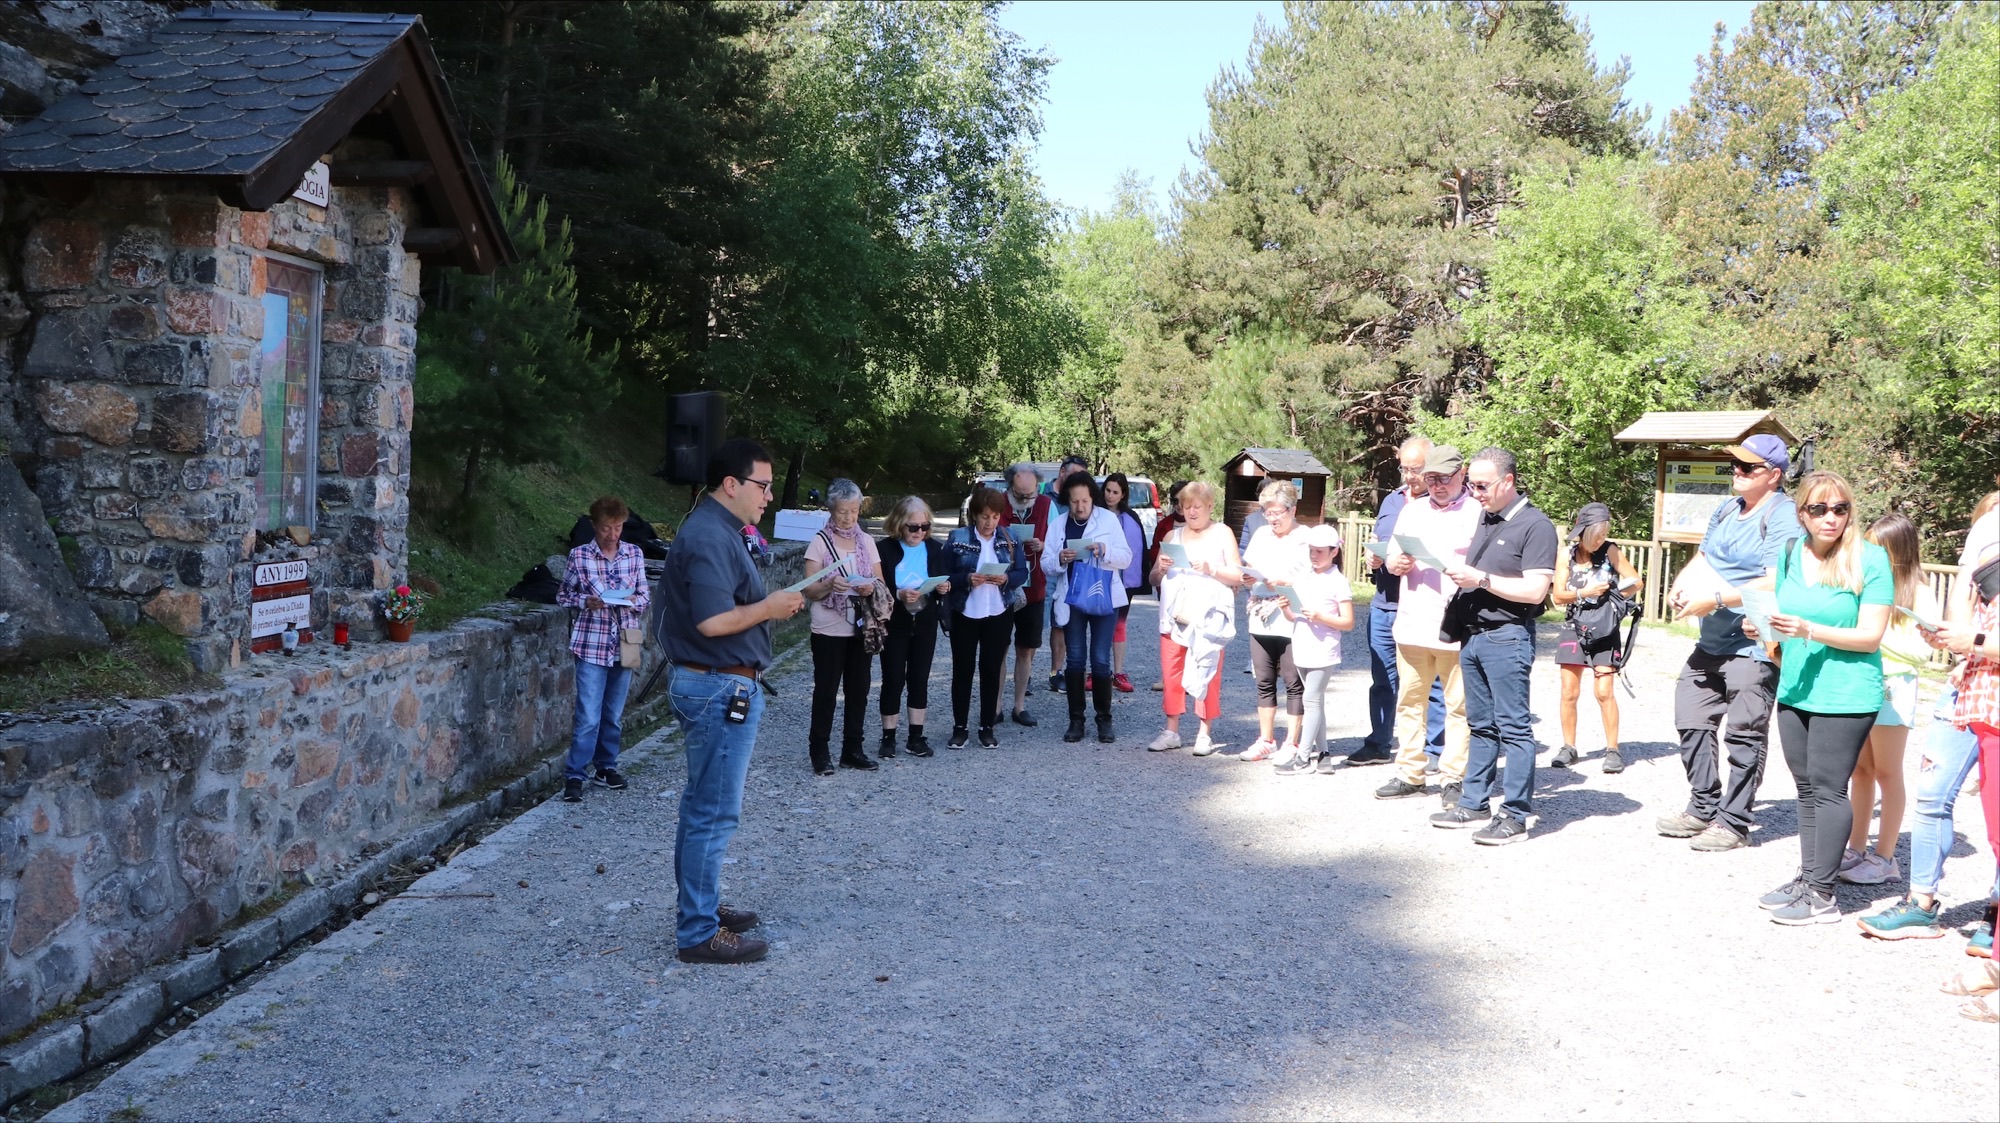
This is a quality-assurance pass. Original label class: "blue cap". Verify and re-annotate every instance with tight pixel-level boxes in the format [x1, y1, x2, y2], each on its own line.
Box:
[1727, 434, 1790, 473]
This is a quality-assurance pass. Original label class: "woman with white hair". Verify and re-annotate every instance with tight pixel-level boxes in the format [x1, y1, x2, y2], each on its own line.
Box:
[802, 479, 883, 776]
[876, 496, 949, 759]
[1240, 478, 1312, 762]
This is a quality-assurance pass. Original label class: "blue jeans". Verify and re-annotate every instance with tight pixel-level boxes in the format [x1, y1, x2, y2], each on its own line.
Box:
[669, 666, 764, 949]
[1367, 605, 1444, 755]
[1460, 623, 1537, 822]
[1910, 687, 1984, 898]
[567, 658, 632, 781]
[1063, 609, 1116, 677]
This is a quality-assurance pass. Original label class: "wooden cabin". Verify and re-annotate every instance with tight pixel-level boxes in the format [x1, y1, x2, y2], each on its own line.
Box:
[1220, 447, 1331, 536]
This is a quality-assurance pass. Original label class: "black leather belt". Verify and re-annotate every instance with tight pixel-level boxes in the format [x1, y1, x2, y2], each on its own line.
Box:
[674, 661, 759, 680]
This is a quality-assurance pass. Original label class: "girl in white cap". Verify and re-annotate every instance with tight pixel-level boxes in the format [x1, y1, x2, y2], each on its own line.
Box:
[1278, 523, 1355, 774]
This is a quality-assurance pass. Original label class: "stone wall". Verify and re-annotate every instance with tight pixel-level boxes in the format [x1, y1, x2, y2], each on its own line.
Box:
[0, 604, 576, 1036]
[1, 149, 419, 670]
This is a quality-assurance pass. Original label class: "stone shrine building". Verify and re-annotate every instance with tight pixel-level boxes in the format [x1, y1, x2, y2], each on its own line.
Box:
[0, 6, 510, 670]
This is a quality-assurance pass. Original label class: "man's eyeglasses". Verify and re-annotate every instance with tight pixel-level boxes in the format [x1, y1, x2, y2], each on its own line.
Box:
[1422, 472, 1459, 486]
[736, 477, 774, 495]
[904, 523, 931, 533]
[1467, 480, 1495, 494]
[1730, 461, 1766, 476]
[1804, 502, 1852, 519]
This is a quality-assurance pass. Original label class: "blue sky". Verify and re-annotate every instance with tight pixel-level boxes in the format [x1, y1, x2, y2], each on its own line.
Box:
[997, 0, 1758, 215]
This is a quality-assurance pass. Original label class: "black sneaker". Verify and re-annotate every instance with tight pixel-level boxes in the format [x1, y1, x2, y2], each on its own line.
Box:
[1430, 805, 1487, 829]
[591, 767, 627, 790]
[1601, 748, 1625, 774]
[978, 727, 999, 748]
[1012, 709, 1038, 728]
[879, 733, 897, 759]
[1439, 781, 1462, 807]
[906, 733, 934, 758]
[947, 727, 969, 749]
[1374, 777, 1427, 800]
[1343, 745, 1394, 767]
[562, 778, 584, 802]
[1550, 745, 1579, 769]
[1049, 672, 1065, 693]
[838, 753, 879, 771]
[1472, 816, 1529, 846]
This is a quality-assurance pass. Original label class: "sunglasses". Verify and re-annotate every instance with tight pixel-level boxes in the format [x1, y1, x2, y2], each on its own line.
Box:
[1467, 480, 1496, 494]
[1804, 502, 1852, 519]
[905, 523, 931, 533]
[1730, 461, 1766, 476]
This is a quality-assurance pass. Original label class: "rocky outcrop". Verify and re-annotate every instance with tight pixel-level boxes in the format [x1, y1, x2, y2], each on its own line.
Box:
[0, 457, 109, 664]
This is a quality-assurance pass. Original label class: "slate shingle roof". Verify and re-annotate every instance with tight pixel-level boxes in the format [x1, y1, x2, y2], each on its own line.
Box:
[1226, 448, 1333, 477]
[0, 10, 414, 178]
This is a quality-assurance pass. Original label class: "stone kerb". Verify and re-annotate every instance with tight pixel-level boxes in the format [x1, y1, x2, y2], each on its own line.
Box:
[0, 603, 575, 1038]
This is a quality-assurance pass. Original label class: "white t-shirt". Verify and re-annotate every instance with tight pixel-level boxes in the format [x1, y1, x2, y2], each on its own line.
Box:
[1242, 523, 1312, 637]
[964, 530, 1006, 620]
[1290, 567, 1353, 669]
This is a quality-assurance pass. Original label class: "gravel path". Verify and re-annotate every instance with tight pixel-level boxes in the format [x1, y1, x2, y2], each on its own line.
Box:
[51, 600, 2000, 1122]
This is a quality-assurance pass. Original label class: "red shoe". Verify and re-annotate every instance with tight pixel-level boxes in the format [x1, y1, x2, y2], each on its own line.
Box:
[1085, 675, 1094, 690]
[1113, 673, 1135, 693]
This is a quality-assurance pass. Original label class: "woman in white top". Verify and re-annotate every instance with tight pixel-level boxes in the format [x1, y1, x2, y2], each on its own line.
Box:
[1240, 479, 1312, 762]
[1042, 471, 1134, 744]
[1147, 480, 1243, 756]
[944, 487, 1031, 748]
[1843, 512, 1938, 885]
[802, 479, 884, 776]
[1279, 523, 1355, 774]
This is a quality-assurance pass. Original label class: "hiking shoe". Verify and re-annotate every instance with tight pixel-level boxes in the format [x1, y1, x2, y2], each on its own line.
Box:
[1969, 921, 1994, 958]
[839, 753, 879, 771]
[1771, 889, 1840, 926]
[1550, 744, 1579, 769]
[1315, 752, 1343, 774]
[717, 905, 760, 933]
[1758, 876, 1807, 910]
[1655, 811, 1709, 838]
[591, 767, 627, 790]
[1241, 737, 1278, 762]
[1190, 732, 1219, 757]
[1857, 897, 1943, 940]
[1374, 777, 1427, 800]
[1473, 817, 1529, 846]
[676, 928, 768, 964]
[1272, 752, 1317, 777]
[1430, 805, 1487, 829]
[1601, 748, 1626, 774]
[1840, 852, 1900, 885]
[1147, 729, 1183, 752]
[947, 727, 969, 749]
[1838, 846, 1865, 873]
[562, 778, 584, 803]
[1113, 673, 1135, 693]
[1012, 709, 1039, 728]
[979, 727, 1000, 749]
[1343, 745, 1395, 767]
[1050, 672, 1065, 693]
[1690, 823, 1749, 852]
[1438, 781, 1463, 808]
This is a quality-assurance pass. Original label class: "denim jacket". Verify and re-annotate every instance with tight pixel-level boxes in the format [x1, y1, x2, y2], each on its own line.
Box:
[944, 525, 1030, 617]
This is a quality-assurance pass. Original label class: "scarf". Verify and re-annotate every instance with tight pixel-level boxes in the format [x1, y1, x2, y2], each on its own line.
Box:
[822, 522, 874, 614]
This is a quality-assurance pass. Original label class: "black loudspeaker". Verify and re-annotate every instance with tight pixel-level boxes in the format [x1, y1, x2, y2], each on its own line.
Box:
[664, 391, 727, 485]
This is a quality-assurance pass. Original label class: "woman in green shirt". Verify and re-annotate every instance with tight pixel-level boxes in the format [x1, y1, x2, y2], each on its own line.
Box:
[1743, 472, 1893, 926]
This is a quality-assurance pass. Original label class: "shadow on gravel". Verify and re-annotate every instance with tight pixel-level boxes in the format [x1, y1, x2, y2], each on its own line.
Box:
[1614, 739, 1683, 767]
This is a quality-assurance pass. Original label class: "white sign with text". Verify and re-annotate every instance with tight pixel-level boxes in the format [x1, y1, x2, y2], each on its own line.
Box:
[254, 560, 310, 587]
[292, 160, 330, 207]
[250, 594, 311, 639]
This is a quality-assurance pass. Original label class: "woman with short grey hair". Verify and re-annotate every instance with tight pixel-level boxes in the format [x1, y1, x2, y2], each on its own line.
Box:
[1240, 478, 1310, 763]
[802, 478, 883, 775]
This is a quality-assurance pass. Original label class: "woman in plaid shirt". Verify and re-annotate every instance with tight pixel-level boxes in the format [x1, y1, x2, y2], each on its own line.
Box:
[556, 495, 651, 802]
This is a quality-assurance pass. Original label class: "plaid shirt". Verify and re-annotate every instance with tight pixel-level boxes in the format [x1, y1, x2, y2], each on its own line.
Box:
[1955, 596, 1998, 734]
[559, 541, 649, 667]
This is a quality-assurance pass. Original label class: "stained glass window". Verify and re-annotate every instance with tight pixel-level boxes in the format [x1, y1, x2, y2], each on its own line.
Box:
[255, 259, 322, 532]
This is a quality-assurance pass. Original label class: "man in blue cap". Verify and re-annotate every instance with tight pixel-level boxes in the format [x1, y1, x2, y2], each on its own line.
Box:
[1660, 433, 1802, 853]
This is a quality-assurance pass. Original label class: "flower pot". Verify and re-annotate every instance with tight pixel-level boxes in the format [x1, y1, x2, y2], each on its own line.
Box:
[385, 619, 415, 643]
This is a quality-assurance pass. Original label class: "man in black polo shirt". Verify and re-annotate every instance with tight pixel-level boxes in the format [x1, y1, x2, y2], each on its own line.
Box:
[1434, 447, 1557, 845]
[659, 438, 805, 963]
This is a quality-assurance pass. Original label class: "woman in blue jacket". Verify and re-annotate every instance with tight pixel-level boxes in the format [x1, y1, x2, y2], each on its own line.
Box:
[944, 487, 1032, 748]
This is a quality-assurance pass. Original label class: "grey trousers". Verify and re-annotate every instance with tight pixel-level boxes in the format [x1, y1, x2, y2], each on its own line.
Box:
[1673, 649, 1779, 834]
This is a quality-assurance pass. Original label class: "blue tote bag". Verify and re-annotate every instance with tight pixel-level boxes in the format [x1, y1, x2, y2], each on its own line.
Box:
[1066, 557, 1117, 616]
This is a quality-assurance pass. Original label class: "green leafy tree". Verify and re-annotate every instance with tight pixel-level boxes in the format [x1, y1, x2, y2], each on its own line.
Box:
[1443, 160, 1707, 526]
[416, 158, 616, 503]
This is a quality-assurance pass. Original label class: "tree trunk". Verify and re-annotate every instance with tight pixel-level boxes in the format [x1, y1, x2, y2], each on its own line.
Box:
[490, 3, 519, 169]
[461, 441, 482, 502]
[780, 445, 805, 511]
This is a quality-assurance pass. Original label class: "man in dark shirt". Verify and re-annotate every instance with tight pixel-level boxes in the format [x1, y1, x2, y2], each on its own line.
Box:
[1435, 447, 1557, 845]
[1345, 436, 1447, 770]
[659, 438, 805, 964]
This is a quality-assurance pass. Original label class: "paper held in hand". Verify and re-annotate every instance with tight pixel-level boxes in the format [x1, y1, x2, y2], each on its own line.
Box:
[976, 562, 1009, 577]
[1392, 535, 1445, 569]
[916, 575, 948, 595]
[1365, 540, 1393, 561]
[1894, 603, 1943, 631]
[1252, 582, 1305, 612]
[1065, 538, 1093, 553]
[1007, 524, 1035, 542]
[1160, 542, 1190, 569]
[597, 587, 636, 607]
[1737, 588, 1779, 638]
[779, 553, 855, 594]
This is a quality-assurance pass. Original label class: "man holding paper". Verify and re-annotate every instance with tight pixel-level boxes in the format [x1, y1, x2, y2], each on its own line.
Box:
[1347, 437, 1447, 770]
[1660, 434, 1802, 852]
[1374, 445, 1481, 805]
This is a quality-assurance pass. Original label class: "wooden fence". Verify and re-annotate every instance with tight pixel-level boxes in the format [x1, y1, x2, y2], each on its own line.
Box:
[1328, 511, 1962, 665]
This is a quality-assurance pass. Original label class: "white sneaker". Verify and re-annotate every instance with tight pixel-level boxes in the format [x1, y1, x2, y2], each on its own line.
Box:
[1268, 743, 1304, 769]
[1191, 732, 1219, 757]
[1241, 737, 1278, 762]
[1147, 729, 1183, 752]
[1839, 852, 1902, 885]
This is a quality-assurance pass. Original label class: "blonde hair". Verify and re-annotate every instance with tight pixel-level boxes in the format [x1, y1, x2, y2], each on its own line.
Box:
[1974, 490, 2000, 524]
[1179, 480, 1219, 512]
[1794, 472, 1866, 595]
[882, 495, 932, 539]
[1257, 478, 1299, 509]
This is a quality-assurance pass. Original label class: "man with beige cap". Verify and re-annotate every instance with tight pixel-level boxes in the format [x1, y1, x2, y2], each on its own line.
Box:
[1375, 444, 1482, 805]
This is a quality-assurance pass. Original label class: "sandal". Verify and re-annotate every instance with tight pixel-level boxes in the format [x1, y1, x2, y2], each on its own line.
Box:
[1940, 961, 1999, 997]
[1959, 995, 1997, 1024]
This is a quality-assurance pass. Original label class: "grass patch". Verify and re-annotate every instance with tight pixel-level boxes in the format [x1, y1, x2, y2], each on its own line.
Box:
[0, 622, 216, 713]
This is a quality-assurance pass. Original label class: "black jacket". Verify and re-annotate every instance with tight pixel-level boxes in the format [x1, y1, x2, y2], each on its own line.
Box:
[876, 536, 948, 625]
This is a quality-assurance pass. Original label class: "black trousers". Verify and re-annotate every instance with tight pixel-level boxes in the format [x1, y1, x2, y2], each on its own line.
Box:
[880, 611, 939, 715]
[809, 632, 871, 767]
[950, 612, 1012, 730]
[1673, 649, 1779, 833]
[1251, 633, 1305, 715]
[1776, 705, 1878, 895]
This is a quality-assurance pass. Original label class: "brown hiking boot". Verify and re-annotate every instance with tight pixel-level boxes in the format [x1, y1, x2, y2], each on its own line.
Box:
[717, 905, 760, 933]
[677, 927, 768, 964]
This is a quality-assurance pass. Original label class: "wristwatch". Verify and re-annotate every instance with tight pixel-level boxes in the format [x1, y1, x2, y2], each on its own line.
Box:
[1714, 588, 1729, 609]
[1477, 573, 1492, 591]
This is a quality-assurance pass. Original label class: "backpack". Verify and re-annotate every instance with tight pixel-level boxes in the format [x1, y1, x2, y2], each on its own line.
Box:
[506, 562, 560, 604]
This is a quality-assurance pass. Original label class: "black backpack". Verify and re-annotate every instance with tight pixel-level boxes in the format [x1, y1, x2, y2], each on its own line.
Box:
[506, 562, 561, 604]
